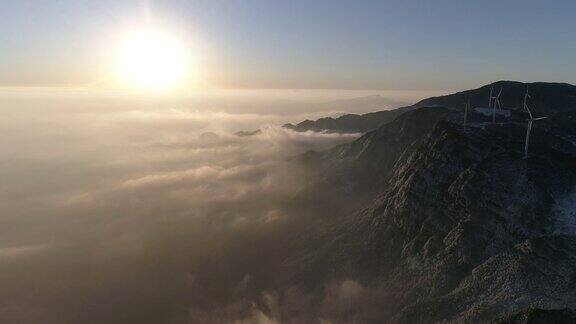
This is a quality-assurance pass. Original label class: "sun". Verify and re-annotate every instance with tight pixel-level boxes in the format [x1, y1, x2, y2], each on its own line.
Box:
[115, 28, 189, 90]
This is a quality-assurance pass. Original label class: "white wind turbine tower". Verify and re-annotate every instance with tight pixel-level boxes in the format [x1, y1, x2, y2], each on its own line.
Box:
[523, 87, 547, 158]
[492, 87, 502, 124]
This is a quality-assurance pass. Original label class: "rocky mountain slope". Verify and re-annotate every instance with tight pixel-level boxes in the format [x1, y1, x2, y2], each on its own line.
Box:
[285, 86, 576, 322]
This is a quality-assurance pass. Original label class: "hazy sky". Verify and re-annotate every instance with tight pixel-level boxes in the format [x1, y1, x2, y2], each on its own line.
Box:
[1, 0, 575, 90]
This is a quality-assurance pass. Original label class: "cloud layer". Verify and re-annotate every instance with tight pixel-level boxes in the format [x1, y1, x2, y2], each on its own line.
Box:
[0, 94, 368, 323]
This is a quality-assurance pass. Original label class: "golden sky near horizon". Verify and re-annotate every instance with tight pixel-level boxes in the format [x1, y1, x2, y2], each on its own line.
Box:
[1, 1, 575, 91]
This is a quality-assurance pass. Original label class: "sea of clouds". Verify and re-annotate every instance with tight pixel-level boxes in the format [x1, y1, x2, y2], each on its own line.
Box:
[0, 89, 397, 323]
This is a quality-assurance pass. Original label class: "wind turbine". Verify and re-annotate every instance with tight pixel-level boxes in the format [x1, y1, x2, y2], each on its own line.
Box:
[492, 88, 502, 124]
[523, 87, 547, 158]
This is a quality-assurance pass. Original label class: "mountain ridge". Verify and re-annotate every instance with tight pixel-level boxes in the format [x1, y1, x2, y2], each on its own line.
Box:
[281, 81, 576, 135]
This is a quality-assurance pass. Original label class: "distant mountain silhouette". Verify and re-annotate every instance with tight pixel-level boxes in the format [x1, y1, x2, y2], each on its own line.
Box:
[283, 81, 576, 135]
[282, 106, 413, 133]
[235, 95, 408, 136]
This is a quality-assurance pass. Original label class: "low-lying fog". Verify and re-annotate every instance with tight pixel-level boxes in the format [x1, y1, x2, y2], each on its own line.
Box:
[0, 88, 429, 323]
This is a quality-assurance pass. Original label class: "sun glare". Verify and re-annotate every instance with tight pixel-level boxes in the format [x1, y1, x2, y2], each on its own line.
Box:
[116, 28, 189, 90]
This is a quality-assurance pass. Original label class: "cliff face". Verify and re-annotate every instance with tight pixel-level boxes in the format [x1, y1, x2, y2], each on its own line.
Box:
[294, 104, 576, 322]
